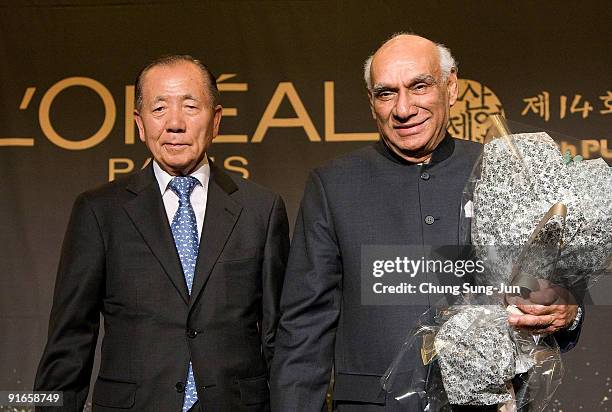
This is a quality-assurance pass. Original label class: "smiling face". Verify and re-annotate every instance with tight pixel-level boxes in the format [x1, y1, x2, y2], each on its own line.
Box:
[368, 35, 458, 163]
[135, 61, 222, 176]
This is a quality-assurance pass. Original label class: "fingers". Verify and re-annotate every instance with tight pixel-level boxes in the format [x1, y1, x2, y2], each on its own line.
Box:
[508, 304, 578, 333]
[515, 303, 554, 316]
[507, 312, 563, 334]
[508, 312, 554, 328]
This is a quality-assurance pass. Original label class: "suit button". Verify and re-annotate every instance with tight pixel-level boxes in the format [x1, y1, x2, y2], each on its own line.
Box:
[420, 171, 430, 180]
[175, 381, 185, 392]
[424, 215, 435, 225]
[186, 329, 198, 338]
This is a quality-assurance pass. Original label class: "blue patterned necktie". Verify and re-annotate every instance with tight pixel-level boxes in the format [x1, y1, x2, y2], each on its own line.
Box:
[168, 176, 200, 412]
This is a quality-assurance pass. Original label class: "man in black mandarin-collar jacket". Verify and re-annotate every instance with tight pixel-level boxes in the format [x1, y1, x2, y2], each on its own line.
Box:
[270, 34, 581, 412]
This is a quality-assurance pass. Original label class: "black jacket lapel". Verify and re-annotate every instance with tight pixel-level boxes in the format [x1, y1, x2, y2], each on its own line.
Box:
[123, 165, 189, 305]
[189, 162, 242, 311]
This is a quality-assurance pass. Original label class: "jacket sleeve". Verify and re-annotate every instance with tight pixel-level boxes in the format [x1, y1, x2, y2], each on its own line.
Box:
[270, 171, 342, 412]
[260, 194, 290, 369]
[34, 193, 105, 412]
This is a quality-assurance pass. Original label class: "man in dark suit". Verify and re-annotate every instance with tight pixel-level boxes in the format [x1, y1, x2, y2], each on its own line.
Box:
[270, 34, 581, 411]
[35, 55, 289, 412]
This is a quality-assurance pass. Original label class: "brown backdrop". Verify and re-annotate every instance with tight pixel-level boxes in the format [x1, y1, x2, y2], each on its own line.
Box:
[1, 1, 610, 410]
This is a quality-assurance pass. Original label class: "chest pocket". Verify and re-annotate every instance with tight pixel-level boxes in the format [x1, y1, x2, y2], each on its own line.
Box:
[217, 247, 258, 263]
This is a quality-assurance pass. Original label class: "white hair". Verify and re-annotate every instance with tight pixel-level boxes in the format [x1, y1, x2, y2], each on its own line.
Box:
[363, 33, 457, 90]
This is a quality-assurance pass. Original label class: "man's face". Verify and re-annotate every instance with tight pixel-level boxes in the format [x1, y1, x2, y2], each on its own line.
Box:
[368, 36, 458, 163]
[135, 61, 222, 176]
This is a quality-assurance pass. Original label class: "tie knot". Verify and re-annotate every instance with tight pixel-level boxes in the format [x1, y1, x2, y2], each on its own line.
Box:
[169, 176, 199, 199]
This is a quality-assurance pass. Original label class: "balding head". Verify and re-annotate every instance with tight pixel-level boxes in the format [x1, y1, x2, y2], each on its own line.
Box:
[364, 33, 457, 90]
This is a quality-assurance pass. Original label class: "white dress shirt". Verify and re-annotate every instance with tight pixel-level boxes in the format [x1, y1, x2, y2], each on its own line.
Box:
[153, 156, 210, 241]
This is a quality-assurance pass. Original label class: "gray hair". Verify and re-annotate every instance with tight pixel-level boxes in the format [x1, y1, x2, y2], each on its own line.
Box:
[135, 54, 220, 111]
[363, 33, 458, 90]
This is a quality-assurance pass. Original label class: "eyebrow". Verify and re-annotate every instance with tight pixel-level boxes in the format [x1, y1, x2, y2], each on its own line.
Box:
[151, 94, 201, 104]
[371, 84, 398, 96]
[413, 74, 437, 85]
[371, 74, 437, 93]
[181, 94, 200, 102]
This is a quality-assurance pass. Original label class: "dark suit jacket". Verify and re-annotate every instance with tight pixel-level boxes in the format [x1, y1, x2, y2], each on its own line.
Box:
[270, 136, 580, 412]
[35, 161, 289, 412]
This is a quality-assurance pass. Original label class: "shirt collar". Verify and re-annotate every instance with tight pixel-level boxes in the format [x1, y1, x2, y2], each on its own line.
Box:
[153, 155, 210, 195]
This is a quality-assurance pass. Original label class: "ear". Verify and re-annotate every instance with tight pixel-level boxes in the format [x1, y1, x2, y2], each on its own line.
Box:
[367, 90, 377, 120]
[447, 70, 459, 107]
[134, 110, 146, 143]
[211, 104, 223, 140]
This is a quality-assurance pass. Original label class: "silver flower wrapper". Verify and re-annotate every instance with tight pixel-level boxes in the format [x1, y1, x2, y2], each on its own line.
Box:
[435, 305, 523, 405]
[382, 296, 563, 411]
[382, 125, 611, 411]
[471, 131, 612, 290]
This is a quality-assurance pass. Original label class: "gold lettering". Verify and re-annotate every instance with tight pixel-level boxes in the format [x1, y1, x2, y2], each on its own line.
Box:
[559, 95, 568, 119]
[108, 158, 134, 181]
[581, 140, 599, 159]
[324, 82, 378, 141]
[0, 138, 34, 147]
[599, 139, 612, 158]
[252, 82, 321, 143]
[222, 108, 238, 116]
[0, 87, 37, 146]
[19, 87, 36, 110]
[217, 74, 248, 92]
[559, 141, 577, 158]
[125, 86, 135, 144]
[216, 74, 248, 143]
[39, 77, 116, 150]
[224, 156, 250, 179]
[569, 94, 593, 119]
[214, 134, 248, 143]
[522, 92, 549, 121]
[599, 91, 612, 114]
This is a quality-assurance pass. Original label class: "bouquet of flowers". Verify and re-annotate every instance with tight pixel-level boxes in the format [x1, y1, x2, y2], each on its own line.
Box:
[381, 118, 612, 411]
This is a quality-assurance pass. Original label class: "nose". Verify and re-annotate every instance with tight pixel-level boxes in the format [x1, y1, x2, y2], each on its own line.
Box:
[165, 106, 186, 133]
[392, 90, 418, 122]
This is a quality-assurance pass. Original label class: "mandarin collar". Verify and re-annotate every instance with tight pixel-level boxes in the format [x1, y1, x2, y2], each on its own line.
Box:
[374, 133, 456, 166]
